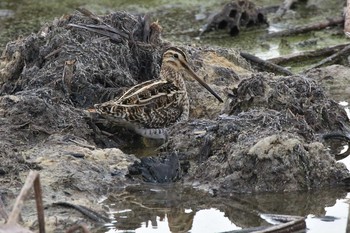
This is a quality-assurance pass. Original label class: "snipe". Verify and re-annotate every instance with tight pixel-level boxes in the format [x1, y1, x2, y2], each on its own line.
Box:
[94, 47, 223, 139]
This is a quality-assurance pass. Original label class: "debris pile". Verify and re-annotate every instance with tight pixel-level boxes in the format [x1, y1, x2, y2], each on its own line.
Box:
[166, 73, 350, 193]
[0, 10, 165, 230]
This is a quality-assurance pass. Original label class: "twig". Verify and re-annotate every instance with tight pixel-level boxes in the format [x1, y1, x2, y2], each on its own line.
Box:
[67, 24, 125, 43]
[7, 171, 45, 233]
[267, 43, 350, 65]
[76, 8, 107, 26]
[70, 8, 130, 41]
[44, 48, 62, 60]
[265, 17, 344, 38]
[68, 138, 96, 150]
[304, 44, 350, 72]
[72, 24, 129, 39]
[7, 171, 36, 224]
[240, 52, 293, 75]
[33, 174, 45, 233]
[53, 202, 108, 223]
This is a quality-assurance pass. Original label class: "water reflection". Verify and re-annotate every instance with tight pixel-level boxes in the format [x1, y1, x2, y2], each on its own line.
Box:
[306, 197, 349, 233]
[101, 184, 349, 232]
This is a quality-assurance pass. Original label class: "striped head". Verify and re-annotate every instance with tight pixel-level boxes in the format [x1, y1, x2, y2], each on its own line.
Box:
[162, 47, 189, 71]
[162, 47, 223, 103]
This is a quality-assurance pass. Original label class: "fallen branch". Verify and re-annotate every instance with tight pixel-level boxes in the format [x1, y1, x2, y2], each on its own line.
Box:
[240, 52, 293, 76]
[304, 44, 350, 72]
[265, 17, 344, 38]
[267, 43, 350, 65]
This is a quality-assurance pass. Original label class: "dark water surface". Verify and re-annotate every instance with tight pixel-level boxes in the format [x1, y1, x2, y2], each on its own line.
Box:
[1, 0, 349, 232]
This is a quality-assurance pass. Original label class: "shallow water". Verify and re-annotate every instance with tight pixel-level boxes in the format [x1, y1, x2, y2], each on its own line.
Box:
[99, 183, 350, 233]
[1, 0, 350, 232]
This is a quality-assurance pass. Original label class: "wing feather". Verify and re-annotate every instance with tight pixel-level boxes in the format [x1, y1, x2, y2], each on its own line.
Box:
[95, 79, 185, 128]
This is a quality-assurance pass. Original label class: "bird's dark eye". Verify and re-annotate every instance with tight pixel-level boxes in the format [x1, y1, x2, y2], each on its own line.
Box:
[173, 53, 179, 58]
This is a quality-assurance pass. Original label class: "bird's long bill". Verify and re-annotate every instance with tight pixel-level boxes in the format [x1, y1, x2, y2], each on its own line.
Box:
[182, 62, 223, 103]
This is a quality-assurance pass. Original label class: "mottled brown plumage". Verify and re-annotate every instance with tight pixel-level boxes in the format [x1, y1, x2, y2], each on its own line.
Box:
[94, 47, 223, 139]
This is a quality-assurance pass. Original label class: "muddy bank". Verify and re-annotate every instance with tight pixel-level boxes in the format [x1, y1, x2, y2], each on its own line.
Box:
[166, 73, 349, 194]
[0, 9, 349, 231]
